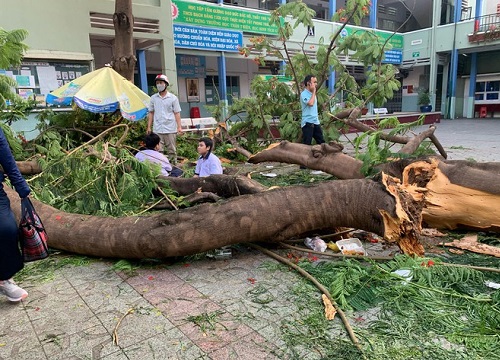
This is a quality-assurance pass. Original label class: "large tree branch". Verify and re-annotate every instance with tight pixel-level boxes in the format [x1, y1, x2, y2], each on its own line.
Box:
[6, 174, 424, 259]
[161, 174, 268, 197]
[249, 141, 365, 179]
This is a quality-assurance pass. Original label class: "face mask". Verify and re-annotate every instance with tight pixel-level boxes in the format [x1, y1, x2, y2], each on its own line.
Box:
[156, 84, 166, 92]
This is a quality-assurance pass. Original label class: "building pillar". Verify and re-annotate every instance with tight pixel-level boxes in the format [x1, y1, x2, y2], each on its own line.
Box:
[448, 49, 459, 119]
[136, 50, 148, 93]
[369, 0, 377, 29]
[328, 0, 336, 95]
[475, 0, 483, 22]
[465, 0, 483, 118]
[466, 53, 478, 118]
[279, 0, 287, 77]
[365, 0, 378, 114]
[447, 0, 462, 119]
[428, 0, 440, 115]
[218, 53, 228, 121]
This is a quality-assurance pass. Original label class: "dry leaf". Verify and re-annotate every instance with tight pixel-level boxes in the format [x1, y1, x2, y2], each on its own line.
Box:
[447, 248, 464, 255]
[322, 294, 336, 320]
[421, 228, 446, 237]
[444, 235, 500, 258]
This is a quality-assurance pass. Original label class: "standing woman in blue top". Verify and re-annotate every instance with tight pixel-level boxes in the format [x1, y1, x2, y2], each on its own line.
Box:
[300, 75, 325, 146]
[0, 127, 30, 302]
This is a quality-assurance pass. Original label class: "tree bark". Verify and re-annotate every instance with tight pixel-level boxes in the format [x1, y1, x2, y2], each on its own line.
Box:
[249, 141, 365, 179]
[6, 174, 424, 259]
[162, 174, 268, 198]
[111, 0, 136, 81]
[12, 161, 42, 175]
[249, 126, 446, 178]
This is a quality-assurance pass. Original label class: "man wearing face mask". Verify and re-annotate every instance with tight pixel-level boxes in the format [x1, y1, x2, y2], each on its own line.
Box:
[147, 74, 183, 164]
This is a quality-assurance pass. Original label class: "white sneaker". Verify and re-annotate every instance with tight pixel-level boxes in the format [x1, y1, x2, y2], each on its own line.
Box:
[0, 279, 28, 302]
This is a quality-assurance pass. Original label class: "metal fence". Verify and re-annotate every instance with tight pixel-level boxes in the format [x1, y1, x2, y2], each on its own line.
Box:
[472, 13, 500, 33]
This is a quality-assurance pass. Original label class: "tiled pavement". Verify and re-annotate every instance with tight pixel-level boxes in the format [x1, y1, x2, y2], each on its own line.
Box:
[1, 246, 335, 360]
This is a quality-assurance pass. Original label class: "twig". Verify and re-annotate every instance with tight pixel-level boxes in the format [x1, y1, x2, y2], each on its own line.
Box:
[113, 308, 134, 346]
[67, 124, 130, 157]
[135, 198, 165, 215]
[441, 262, 500, 274]
[27, 124, 130, 183]
[248, 243, 363, 353]
[156, 186, 178, 211]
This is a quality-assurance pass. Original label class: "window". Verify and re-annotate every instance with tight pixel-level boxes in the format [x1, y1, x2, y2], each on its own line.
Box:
[205, 76, 240, 105]
[259, 0, 280, 10]
[475, 80, 500, 103]
[223, 0, 246, 6]
[486, 81, 500, 92]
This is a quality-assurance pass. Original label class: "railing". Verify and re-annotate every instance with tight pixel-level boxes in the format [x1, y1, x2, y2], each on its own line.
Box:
[472, 13, 500, 33]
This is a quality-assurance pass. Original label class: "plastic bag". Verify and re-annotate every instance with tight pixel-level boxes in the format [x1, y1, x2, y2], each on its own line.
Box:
[304, 236, 327, 252]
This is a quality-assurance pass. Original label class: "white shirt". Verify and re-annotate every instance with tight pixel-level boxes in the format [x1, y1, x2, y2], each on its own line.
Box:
[135, 149, 172, 176]
[148, 92, 181, 134]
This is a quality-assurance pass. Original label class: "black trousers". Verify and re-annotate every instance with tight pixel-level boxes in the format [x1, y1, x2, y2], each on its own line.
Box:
[302, 123, 325, 145]
[0, 186, 23, 280]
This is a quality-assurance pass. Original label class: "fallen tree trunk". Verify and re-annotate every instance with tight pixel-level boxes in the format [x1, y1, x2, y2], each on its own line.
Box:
[250, 151, 500, 231]
[401, 158, 500, 231]
[6, 173, 424, 259]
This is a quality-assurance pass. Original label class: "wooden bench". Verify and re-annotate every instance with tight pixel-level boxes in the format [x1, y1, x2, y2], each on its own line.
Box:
[373, 107, 388, 115]
[180, 117, 218, 133]
[181, 118, 194, 131]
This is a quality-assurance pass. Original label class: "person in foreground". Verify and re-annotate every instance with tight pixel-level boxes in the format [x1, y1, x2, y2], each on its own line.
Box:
[146, 74, 183, 164]
[0, 127, 30, 302]
[194, 137, 223, 177]
[135, 133, 183, 177]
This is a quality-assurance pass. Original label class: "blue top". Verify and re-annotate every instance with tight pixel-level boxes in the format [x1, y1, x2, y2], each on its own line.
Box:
[0, 127, 30, 198]
[300, 89, 319, 127]
[135, 149, 172, 176]
[195, 153, 223, 177]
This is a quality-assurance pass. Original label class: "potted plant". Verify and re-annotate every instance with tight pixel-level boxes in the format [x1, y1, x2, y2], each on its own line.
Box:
[417, 89, 432, 113]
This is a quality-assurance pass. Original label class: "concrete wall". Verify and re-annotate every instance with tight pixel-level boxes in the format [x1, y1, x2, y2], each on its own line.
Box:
[401, 66, 425, 112]
[0, 0, 92, 57]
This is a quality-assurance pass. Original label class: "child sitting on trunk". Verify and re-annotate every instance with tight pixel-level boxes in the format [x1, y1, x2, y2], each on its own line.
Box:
[135, 133, 182, 177]
[194, 137, 223, 177]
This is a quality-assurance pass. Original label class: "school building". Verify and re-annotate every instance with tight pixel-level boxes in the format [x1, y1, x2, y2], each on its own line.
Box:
[1, 0, 500, 120]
